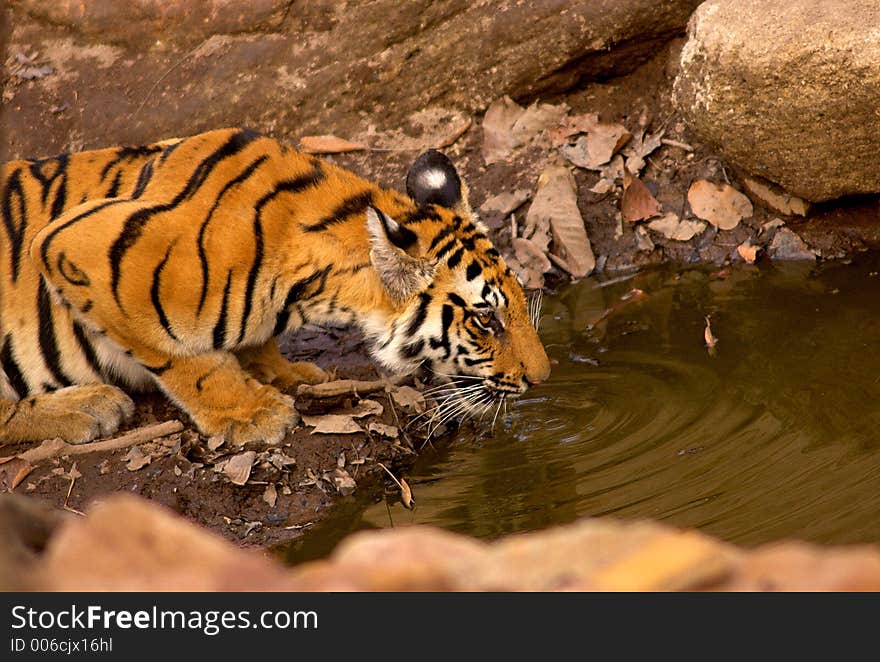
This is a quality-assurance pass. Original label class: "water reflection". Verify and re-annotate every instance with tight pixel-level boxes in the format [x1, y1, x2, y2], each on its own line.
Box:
[279, 254, 880, 564]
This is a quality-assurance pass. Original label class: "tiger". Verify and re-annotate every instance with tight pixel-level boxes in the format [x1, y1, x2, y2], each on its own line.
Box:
[0, 127, 550, 447]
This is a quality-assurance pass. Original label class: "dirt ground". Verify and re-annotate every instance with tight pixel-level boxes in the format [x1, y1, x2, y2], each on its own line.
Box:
[3, 37, 880, 550]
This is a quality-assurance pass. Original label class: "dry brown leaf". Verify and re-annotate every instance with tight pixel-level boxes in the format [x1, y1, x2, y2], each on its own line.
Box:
[688, 180, 753, 230]
[391, 386, 426, 414]
[621, 171, 662, 223]
[124, 446, 151, 472]
[349, 399, 384, 419]
[527, 165, 595, 278]
[331, 468, 357, 496]
[635, 225, 654, 252]
[510, 101, 569, 145]
[743, 177, 811, 217]
[377, 462, 414, 509]
[506, 254, 544, 290]
[223, 451, 256, 486]
[704, 316, 718, 351]
[768, 228, 817, 261]
[479, 189, 531, 216]
[513, 237, 552, 275]
[298, 134, 366, 154]
[646, 213, 706, 241]
[301, 414, 364, 435]
[737, 238, 760, 264]
[207, 435, 225, 451]
[263, 483, 278, 508]
[368, 422, 399, 439]
[560, 122, 631, 170]
[589, 178, 616, 195]
[399, 477, 415, 510]
[623, 129, 665, 175]
[760, 218, 786, 236]
[481, 96, 526, 165]
[549, 112, 600, 145]
[0, 458, 33, 491]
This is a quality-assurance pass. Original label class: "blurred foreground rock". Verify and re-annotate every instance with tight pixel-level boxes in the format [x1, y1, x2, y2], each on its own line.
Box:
[673, 0, 880, 202]
[4, 0, 702, 158]
[8, 494, 880, 591]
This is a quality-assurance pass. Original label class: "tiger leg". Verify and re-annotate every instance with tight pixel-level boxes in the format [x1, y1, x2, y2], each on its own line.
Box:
[236, 339, 327, 392]
[0, 385, 135, 445]
[132, 346, 298, 446]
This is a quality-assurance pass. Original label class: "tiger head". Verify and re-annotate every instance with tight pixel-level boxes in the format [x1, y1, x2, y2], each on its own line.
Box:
[363, 150, 551, 418]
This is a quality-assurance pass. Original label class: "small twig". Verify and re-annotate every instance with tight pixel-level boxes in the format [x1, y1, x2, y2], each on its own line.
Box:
[510, 213, 518, 239]
[660, 138, 694, 152]
[17, 420, 184, 464]
[296, 375, 409, 399]
[131, 47, 201, 118]
[64, 461, 79, 509]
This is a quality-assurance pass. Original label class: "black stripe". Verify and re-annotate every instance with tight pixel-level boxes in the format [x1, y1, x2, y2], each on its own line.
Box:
[56, 252, 91, 286]
[400, 338, 424, 359]
[158, 140, 183, 164]
[438, 303, 453, 358]
[106, 169, 123, 197]
[71, 320, 104, 380]
[29, 155, 67, 207]
[433, 237, 458, 260]
[109, 129, 260, 309]
[272, 268, 326, 336]
[39, 199, 127, 272]
[446, 246, 464, 269]
[99, 145, 163, 181]
[150, 243, 179, 341]
[0, 334, 29, 398]
[406, 292, 432, 337]
[50, 174, 68, 220]
[448, 292, 467, 308]
[466, 260, 481, 281]
[302, 190, 374, 233]
[2, 168, 27, 282]
[464, 355, 492, 366]
[196, 155, 269, 315]
[401, 207, 441, 225]
[238, 212, 265, 344]
[428, 225, 455, 253]
[131, 159, 154, 198]
[213, 271, 233, 349]
[37, 280, 73, 387]
[145, 360, 172, 375]
[236, 170, 326, 342]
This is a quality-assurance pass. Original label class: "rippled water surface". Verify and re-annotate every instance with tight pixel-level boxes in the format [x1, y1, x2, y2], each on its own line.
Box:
[280, 253, 880, 562]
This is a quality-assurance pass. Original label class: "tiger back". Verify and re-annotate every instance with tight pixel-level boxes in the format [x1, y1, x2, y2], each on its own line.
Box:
[1, 128, 550, 446]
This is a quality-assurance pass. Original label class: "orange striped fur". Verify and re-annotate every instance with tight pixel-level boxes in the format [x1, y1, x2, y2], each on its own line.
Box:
[0, 128, 549, 445]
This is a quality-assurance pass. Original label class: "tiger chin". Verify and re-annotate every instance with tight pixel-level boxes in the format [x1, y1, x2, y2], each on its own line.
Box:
[0, 128, 550, 447]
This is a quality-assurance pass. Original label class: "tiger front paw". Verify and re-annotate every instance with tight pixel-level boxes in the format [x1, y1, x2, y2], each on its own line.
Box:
[194, 384, 299, 447]
[3, 384, 135, 444]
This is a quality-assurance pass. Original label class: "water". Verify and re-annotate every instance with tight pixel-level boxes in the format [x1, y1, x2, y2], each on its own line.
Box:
[279, 252, 880, 563]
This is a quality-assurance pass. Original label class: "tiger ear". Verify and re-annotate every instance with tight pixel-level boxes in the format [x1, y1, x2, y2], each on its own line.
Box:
[366, 207, 434, 302]
[406, 149, 472, 216]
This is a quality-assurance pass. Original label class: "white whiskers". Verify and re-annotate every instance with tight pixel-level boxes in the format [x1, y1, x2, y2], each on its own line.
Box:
[528, 289, 544, 330]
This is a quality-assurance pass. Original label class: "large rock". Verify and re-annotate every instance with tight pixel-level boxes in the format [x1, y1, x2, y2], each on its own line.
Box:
[673, 0, 880, 202]
[12, 493, 880, 591]
[2, 0, 702, 159]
